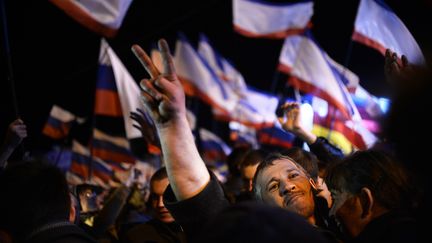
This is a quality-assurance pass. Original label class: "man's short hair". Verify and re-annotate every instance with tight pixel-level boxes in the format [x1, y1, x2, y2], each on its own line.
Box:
[281, 147, 319, 181]
[240, 149, 268, 168]
[252, 153, 310, 201]
[150, 167, 168, 184]
[326, 149, 413, 210]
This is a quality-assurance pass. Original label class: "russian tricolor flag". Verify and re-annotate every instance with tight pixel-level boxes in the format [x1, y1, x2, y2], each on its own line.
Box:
[42, 105, 85, 140]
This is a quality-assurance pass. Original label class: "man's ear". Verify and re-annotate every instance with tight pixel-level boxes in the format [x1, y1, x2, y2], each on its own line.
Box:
[69, 201, 77, 223]
[359, 187, 373, 219]
[309, 178, 318, 191]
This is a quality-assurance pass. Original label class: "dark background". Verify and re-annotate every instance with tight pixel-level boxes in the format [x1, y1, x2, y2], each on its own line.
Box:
[1, 0, 431, 155]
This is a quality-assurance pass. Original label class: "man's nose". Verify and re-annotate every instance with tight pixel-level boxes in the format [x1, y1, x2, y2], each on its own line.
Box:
[280, 181, 296, 195]
[157, 195, 164, 208]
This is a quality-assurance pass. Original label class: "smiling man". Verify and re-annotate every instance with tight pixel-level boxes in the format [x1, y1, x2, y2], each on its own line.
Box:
[253, 153, 318, 225]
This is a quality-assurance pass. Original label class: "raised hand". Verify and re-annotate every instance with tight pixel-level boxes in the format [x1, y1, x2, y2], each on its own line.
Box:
[278, 102, 317, 144]
[4, 119, 27, 148]
[384, 49, 413, 85]
[278, 102, 302, 133]
[130, 108, 159, 146]
[131, 39, 186, 128]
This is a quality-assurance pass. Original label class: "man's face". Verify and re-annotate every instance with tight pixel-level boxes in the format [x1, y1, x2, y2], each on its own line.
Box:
[150, 178, 175, 223]
[256, 159, 315, 219]
[241, 164, 259, 192]
[330, 190, 364, 238]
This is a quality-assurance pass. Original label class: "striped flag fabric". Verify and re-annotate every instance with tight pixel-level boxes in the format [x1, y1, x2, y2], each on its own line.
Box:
[309, 96, 377, 154]
[233, 0, 313, 39]
[91, 129, 137, 169]
[70, 140, 116, 189]
[49, 0, 133, 38]
[278, 34, 355, 120]
[199, 128, 232, 164]
[213, 88, 279, 128]
[198, 34, 247, 97]
[197, 34, 278, 128]
[353, 0, 425, 65]
[257, 126, 296, 150]
[42, 105, 85, 140]
[96, 39, 148, 140]
[174, 35, 239, 114]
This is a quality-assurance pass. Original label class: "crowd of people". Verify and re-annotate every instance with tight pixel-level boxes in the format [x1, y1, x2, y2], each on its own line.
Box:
[0, 39, 429, 243]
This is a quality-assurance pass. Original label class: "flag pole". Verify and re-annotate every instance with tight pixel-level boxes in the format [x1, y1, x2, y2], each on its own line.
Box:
[0, 0, 19, 118]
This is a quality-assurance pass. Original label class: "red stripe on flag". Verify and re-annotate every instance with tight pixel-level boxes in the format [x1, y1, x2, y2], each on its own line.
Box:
[234, 22, 312, 39]
[314, 116, 367, 150]
[92, 148, 136, 164]
[42, 124, 70, 139]
[289, 76, 351, 120]
[49, 0, 118, 37]
[258, 133, 293, 149]
[213, 112, 274, 129]
[178, 76, 231, 116]
[94, 90, 123, 116]
[352, 31, 387, 56]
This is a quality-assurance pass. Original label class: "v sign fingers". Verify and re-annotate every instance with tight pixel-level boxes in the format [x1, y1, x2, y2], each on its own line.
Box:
[132, 44, 160, 79]
[158, 39, 177, 80]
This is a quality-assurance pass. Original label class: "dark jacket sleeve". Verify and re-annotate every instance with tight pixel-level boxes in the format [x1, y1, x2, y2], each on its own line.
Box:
[163, 171, 230, 237]
[309, 137, 344, 166]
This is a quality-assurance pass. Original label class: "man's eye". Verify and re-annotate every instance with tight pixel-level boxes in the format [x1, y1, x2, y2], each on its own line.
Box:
[268, 183, 279, 192]
[289, 173, 299, 179]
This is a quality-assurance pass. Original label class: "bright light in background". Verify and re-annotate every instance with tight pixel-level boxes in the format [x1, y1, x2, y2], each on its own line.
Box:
[311, 96, 328, 117]
[300, 103, 314, 132]
[378, 97, 391, 113]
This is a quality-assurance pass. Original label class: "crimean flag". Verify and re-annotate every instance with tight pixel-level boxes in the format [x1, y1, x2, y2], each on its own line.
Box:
[174, 34, 239, 114]
[278, 34, 355, 120]
[353, 0, 425, 65]
[49, 0, 133, 38]
[233, 0, 313, 39]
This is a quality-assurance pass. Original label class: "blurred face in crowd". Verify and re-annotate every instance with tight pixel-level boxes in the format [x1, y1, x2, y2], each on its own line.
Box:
[241, 163, 259, 192]
[78, 188, 105, 213]
[255, 159, 317, 223]
[150, 177, 175, 223]
[329, 189, 370, 238]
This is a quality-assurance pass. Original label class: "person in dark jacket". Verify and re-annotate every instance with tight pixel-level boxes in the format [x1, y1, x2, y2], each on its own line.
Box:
[326, 149, 420, 242]
[0, 161, 95, 242]
[123, 167, 186, 243]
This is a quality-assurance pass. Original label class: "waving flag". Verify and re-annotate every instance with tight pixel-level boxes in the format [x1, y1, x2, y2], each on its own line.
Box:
[353, 0, 425, 65]
[49, 0, 133, 38]
[213, 88, 279, 128]
[197, 34, 278, 127]
[42, 105, 85, 140]
[96, 39, 148, 139]
[233, 0, 313, 39]
[174, 35, 239, 113]
[92, 129, 136, 168]
[309, 96, 377, 154]
[199, 128, 232, 163]
[257, 126, 295, 149]
[70, 140, 116, 188]
[198, 34, 247, 97]
[279, 35, 354, 119]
